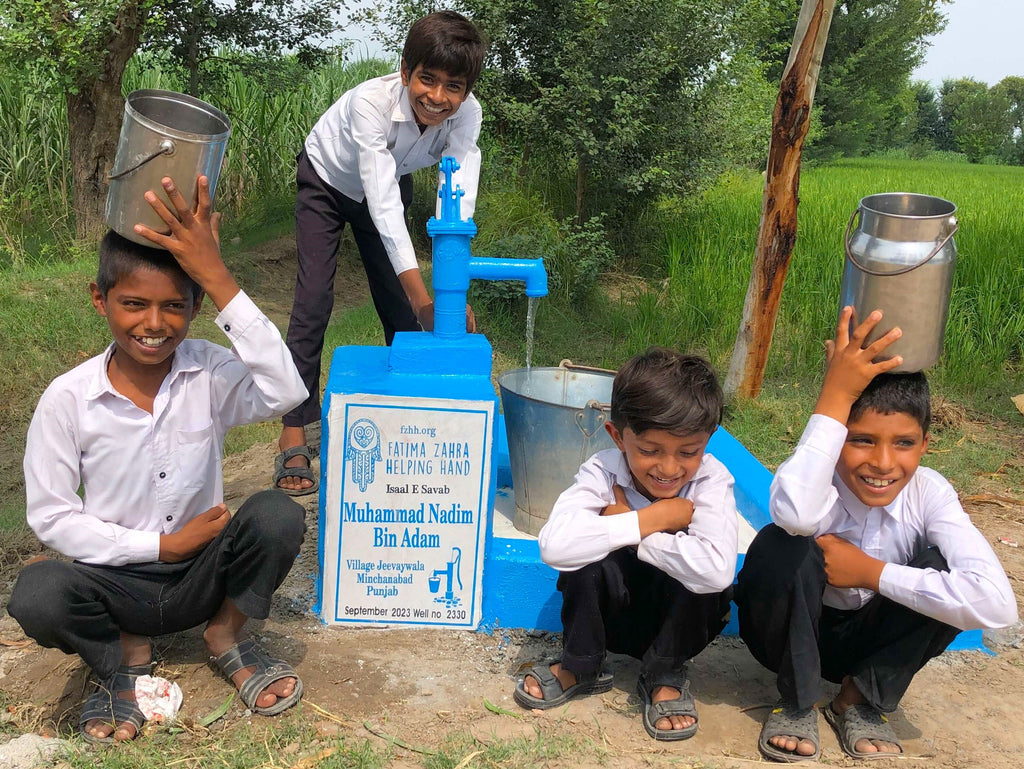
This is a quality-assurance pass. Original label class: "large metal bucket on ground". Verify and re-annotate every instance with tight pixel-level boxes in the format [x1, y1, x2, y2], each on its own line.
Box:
[106, 90, 231, 245]
[499, 363, 617, 536]
[841, 192, 958, 372]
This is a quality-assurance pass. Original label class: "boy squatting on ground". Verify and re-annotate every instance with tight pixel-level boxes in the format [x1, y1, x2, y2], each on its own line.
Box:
[8, 176, 310, 743]
[736, 307, 1018, 762]
[513, 348, 738, 741]
[275, 10, 486, 496]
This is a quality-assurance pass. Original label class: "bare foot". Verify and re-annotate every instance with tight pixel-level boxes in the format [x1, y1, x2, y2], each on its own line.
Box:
[651, 685, 696, 732]
[768, 733, 818, 757]
[522, 661, 577, 700]
[277, 426, 313, 493]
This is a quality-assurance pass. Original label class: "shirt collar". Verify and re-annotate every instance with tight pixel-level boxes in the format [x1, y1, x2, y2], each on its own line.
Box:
[84, 342, 203, 402]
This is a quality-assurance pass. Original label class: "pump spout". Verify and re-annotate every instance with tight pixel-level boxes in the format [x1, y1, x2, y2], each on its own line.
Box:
[468, 257, 548, 298]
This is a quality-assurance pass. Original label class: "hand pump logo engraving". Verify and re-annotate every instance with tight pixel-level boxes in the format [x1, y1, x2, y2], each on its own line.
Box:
[346, 418, 381, 491]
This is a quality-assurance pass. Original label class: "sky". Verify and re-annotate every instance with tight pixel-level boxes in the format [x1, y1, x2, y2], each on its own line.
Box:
[912, 0, 1024, 87]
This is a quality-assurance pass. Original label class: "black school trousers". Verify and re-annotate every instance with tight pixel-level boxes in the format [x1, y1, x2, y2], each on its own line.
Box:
[7, 490, 305, 681]
[735, 524, 959, 713]
[557, 547, 733, 680]
[283, 149, 420, 428]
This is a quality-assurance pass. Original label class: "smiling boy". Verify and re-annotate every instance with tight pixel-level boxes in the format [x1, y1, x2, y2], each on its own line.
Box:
[275, 10, 486, 496]
[9, 177, 309, 743]
[513, 348, 738, 741]
[736, 307, 1017, 762]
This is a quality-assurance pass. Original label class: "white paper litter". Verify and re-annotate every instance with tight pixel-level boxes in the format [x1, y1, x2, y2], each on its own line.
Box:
[134, 675, 183, 723]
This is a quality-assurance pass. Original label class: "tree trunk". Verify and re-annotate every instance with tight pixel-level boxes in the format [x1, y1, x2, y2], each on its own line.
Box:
[723, 0, 836, 399]
[67, 1, 148, 240]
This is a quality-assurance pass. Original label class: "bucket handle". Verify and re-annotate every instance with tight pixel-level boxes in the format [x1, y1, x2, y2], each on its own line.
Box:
[108, 140, 176, 180]
[575, 399, 610, 439]
[844, 207, 958, 277]
[560, 359, 618, 375]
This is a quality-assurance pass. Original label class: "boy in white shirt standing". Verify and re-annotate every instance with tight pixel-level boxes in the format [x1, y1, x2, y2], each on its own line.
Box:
[9, 177, 309, 743]
[275, 10, 486, 495]
[513, 348, 739, 741]
[737, 307, 1017, 762]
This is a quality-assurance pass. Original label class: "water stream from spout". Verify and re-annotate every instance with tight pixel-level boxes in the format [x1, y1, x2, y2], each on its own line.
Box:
[525, 296, 538, 373]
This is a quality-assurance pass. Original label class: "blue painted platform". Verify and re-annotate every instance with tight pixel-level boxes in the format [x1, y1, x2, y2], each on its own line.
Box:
[481, 415, 985, 653]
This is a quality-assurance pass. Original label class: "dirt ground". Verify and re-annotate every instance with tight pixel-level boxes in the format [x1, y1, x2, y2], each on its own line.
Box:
[0, 239, 1023, 768]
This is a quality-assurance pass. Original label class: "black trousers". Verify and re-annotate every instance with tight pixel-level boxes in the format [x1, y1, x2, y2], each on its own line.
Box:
[283, 150, 420, 427]
[7, 490, 305, 680]
[558, 547, 733, 680]
[735, 524, 959, 713]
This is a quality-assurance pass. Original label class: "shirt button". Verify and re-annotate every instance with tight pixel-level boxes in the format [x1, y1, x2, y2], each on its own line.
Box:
[224, 323, 231, 332]
[159, 472, 166, 479]
[166, 515, 173, 522]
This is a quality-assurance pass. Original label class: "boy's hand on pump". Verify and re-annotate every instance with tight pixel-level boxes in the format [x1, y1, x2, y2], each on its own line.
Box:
[135, 175, 240, 310]
[816, 533, 884, 591]
[159, 503, 231, 563]
[815, 306, 904, 424]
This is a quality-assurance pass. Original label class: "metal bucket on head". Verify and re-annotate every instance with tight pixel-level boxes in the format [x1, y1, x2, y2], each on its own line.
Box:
[106, 89, 231, 245]
[498, 361, 618, 536]
[840, 192, 958, 373]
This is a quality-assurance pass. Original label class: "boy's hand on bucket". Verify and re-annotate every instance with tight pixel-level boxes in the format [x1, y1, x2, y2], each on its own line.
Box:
[135, 175, 240, 310]
[815, 306, 904, 424]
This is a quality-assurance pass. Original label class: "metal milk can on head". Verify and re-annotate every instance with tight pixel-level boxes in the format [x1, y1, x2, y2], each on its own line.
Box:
[840, 192, 958, 373]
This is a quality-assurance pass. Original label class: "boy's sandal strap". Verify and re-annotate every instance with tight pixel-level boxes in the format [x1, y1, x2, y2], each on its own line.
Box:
[273, 446, 319, 496]
[512, 660, 613, 710]
[824, 702, 903, 759]
[759, 703, 821, 762]
[80, 663, 151, 745]
[212, 638, 304, 716]
[637, 670, 698, 741]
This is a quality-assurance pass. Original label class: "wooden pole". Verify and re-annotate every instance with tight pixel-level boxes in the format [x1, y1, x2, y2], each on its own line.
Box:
[723, 0, 835, 399]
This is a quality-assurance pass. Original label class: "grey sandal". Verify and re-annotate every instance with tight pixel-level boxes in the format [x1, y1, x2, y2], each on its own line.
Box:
[513, 661, 613, 710]
[636, 669, 699, 741]
[824, 702, 903, 759]
[79, 663, 151, 745]
[273, 446, 319, 497]
[212, 638, 303, 716]
[758, 702, 821, 762]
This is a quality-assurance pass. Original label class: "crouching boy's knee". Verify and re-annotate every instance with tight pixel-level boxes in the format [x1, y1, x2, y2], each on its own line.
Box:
[737, 524, 825, 601]
[233, 489, 306, 554]
[8, 560, 80, 637]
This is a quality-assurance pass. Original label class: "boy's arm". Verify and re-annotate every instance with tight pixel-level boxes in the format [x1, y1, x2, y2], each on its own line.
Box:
[879, 482, 1017, 630]
[773, 307, 904, 535]
[637, 457, 739, 593]
[136, 178, 307, 425]
[537, 458, 642, 570]
[25, 393, 161, 566]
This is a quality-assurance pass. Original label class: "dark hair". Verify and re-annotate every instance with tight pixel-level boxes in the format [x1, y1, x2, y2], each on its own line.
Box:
[849, 371, 931, 433]
[96, 230, 201, 303]
[610, 347, 723, 437]
[402, 11, 486, 93]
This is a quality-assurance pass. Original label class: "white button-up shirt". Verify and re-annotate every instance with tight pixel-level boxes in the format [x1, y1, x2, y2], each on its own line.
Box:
[537, 448, 739, 594]
[24, 291, 307, 567]
[771, 413, 1018, 630]
[304, 72, 482, 276]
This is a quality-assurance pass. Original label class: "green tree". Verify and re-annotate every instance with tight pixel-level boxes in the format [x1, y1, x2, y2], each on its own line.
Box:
[993, 75, 1024, 164]
[910, 80, 942, 150]
[142, 0, 346, 97]
[0, 0, 150, 237]
[940, 78, 1013, 162]
[359, 0, 767, 224]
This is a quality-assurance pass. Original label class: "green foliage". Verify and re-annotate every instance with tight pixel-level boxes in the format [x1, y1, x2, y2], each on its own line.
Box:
[940, 78, 1014, 163]
[142, 0, 347, 95]
[0, 0, 147, 95]
[993, 76, 1024, 165]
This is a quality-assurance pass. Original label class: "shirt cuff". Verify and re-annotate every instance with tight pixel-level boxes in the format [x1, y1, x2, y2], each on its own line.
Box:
[799, 413, 848, 463]
[126, 529, 162, 564]
[606, 510, 643, 550]
[214, 290, 260, 343]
